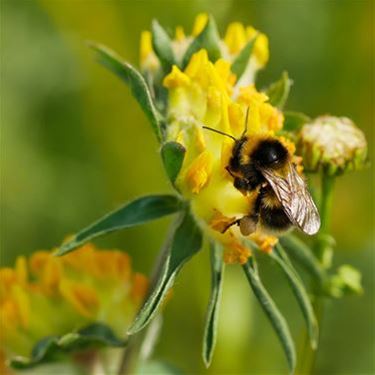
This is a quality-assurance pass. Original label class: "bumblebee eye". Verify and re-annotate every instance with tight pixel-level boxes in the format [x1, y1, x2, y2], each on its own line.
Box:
[252, 139, 288, 168]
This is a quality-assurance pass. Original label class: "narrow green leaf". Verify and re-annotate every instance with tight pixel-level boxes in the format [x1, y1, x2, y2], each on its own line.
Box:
[265, 71, 293, 109]
[283, 111, 311, 132]
[161, 141, 186, 184]
[128, 210, 202, 334]
[89, 42, 163, 141]
[243, 257, 296, 374]
[280, 234, 326, 283]
[10, 323, 126, 369]
[203, 242, 224, 367]
[57, 195, 182, 256]
[127, 267, 176, 335]
[231, 35, 257, 79]
[182, 15, 221, 68]
[168, 210, 203, 271]
[151, 20, 176, 73]
[272, 244, 319, 349]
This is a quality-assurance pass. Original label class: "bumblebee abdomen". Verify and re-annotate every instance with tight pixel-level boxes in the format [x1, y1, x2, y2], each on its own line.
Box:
[260, 205, 292, 231]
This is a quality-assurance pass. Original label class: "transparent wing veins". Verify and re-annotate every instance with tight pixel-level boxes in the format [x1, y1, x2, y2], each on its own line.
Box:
[261, 163, 320, 235]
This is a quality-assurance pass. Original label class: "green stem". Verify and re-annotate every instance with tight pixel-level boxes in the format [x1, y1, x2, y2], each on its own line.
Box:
[319, 169, 335, 235]
[315, 168, 336, 268]
[300, 168, 336, 375]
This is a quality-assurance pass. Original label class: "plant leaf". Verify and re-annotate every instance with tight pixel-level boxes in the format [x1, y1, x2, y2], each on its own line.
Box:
[280, 234, 326, 284]
[161, 141, 186, 185]
[128, 210, 202, 335]
[89, 42, 163, 141]
[271, 244, 319, 349]
[243, 257, 296, 374]
[283, 111, 310, 132]
[57, 195, 183, 256]
[182, 15, 221, 68]
[203, 242, 224, 367]
[10, 323, 126, 370]
[265, 71, 293, 109]
[231, 35, 257, 80]
[328, 265, 364, 298]
[151, 20, 176, 73]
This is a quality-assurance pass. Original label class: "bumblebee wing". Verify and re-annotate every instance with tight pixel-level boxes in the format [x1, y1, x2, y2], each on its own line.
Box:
[261, 163, 321, 235]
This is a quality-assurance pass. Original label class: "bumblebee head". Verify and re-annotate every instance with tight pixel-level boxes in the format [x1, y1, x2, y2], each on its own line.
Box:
[251, 139, 289, 169]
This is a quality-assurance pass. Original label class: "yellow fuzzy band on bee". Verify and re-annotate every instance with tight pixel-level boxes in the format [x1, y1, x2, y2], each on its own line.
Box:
[261, 190, 281, 209]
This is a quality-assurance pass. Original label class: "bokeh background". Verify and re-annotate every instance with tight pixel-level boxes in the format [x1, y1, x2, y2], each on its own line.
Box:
[1, 0, 374, 374]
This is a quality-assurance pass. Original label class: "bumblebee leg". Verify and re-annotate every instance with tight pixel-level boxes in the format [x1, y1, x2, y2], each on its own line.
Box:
[239, 216, 257, 236]
[220, 219, 240, 233]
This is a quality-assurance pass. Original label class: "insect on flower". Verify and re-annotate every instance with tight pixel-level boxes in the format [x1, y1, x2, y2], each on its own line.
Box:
[203, 108, 321, 236]
[53, 13, 366, 374]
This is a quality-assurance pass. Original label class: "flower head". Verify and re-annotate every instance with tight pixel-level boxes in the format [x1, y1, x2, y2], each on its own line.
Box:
[0, 244, 147, 361]
[298, 116, 368, 176]
[159, 36, 291, 263]
[141, 13, 269, 88]
[58, 13, 367, 372]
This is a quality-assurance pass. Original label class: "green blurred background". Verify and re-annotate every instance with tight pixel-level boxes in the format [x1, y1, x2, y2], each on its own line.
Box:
[1, 0, 374, 373]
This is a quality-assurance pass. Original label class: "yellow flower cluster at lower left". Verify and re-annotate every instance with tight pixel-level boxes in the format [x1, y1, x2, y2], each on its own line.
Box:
[0, 244, 148, 361]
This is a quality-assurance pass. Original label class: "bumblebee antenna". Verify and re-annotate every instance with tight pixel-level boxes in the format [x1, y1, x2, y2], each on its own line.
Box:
[202, 126, 236, 141]
[241, 106, 250, 137]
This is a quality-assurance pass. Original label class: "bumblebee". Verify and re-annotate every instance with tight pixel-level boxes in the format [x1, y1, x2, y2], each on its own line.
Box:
[203, 121, 321, 236]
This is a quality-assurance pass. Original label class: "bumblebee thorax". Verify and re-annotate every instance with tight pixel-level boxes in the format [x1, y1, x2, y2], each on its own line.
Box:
[250, 137, 289, 169]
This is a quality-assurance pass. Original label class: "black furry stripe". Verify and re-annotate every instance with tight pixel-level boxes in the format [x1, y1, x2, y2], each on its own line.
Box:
[260, 205, 291, 230]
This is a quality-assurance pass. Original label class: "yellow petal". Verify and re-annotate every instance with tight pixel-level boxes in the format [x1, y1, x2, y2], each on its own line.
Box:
[224, 240, 251, 264]
[224, 22, 247, 54]
[175, 26, 186, 41]
[140, 31, 153, 64]
[228, 102, 244, 136]
[185, 150, 213, 194]
[185, 49, 209, 83]
[246, 26, 257, 40]
[192, 13, 208, 36]
[250, 233, 278, 253]
[163, 65, 190, 89]
[253, 33, 269, 66]
[209, 210, 236, 233]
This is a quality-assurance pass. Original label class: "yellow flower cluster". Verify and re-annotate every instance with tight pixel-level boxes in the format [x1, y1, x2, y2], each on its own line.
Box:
[138, 14, 300, 263]
[161, 47, 285, 263]
[140, 13, 269, 78]
[0, 244, 148, 360]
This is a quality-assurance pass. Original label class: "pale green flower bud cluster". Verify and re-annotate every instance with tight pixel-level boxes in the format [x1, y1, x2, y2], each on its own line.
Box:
[298, 116, 368, 176]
